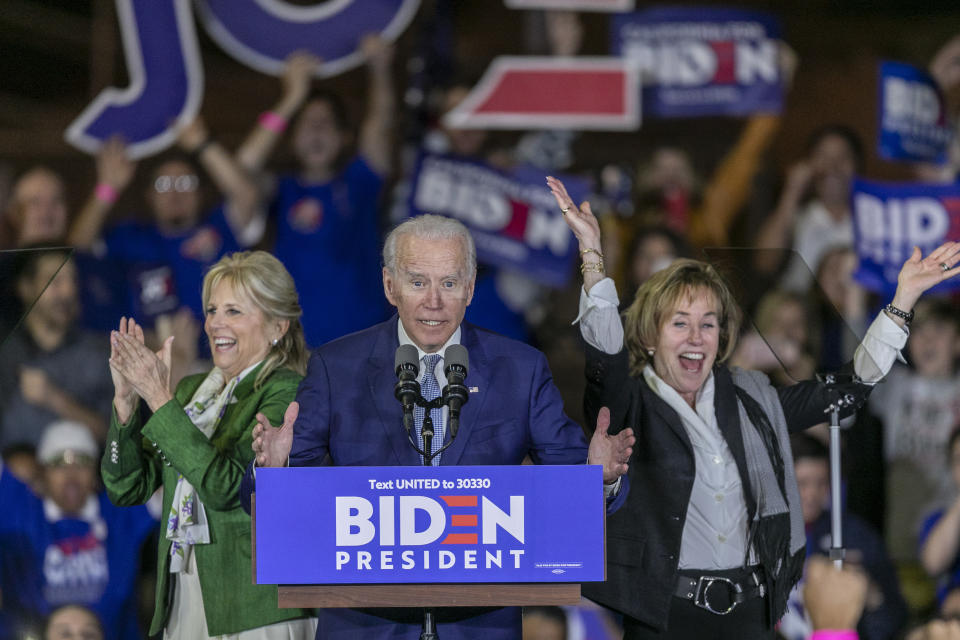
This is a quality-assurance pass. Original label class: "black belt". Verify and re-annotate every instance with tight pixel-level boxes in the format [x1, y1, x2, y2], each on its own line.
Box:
[673, 567, 766, 615]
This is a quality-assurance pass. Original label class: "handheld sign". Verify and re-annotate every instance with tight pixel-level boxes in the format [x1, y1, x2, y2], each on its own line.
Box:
[878, 61, 953, 164]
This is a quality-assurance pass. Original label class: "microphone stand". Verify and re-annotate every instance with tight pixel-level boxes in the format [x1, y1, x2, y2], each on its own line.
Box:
[403, 393, 457, 640]
[816, 372, 861, 570]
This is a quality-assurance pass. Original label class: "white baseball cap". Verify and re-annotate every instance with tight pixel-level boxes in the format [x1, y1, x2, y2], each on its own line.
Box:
[37, 421, 98, 465]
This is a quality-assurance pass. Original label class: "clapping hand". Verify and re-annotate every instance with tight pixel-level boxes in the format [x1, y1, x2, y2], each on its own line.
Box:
[252, 401, 298, 467]
[110, 322, 173, 413]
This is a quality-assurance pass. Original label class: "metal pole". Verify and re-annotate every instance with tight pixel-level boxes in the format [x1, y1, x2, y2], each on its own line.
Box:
[829, 405, 845, 569]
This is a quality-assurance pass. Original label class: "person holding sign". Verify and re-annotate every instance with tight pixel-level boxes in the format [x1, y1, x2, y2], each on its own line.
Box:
[102, 252, 315, 639]
[243, 214, 634, 640]
[549, 174, 960, 639]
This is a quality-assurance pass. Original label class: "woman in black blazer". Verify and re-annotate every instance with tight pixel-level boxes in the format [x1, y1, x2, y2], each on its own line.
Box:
[548, 176, 960, 639]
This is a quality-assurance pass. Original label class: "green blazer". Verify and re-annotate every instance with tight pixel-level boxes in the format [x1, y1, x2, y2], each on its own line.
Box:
[101, 364, 312, 636]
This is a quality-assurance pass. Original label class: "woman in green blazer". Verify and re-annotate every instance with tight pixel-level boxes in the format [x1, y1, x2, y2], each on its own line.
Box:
[102, 251, 316, 639]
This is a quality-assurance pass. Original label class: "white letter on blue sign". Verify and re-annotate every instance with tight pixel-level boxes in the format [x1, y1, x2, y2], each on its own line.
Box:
[399, 496, 446, 546]
[65, 0, 203, 159]
[336, 497, 375, 546]
[482, 496, 525, 544]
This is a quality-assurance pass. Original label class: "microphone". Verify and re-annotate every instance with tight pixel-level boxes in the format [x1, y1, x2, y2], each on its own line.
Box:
[394, 345, 420, 435]
[442, 344, 469, 438]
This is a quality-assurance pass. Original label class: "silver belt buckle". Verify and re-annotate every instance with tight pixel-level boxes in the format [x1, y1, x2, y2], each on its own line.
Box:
[694, 576, 742, 615]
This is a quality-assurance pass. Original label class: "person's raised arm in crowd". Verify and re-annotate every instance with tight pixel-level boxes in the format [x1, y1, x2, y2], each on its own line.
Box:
[691, 43, 798, 249]
[176, 116, 260, 241]
[67, 137, 137, 250]
[917, 33, 960, 184]
[234, 52, 319, 175]
[920, 428, 960, 577]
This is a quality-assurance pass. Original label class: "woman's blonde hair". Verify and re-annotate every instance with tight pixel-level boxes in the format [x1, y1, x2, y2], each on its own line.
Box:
[202, 251, 308, 387]
[623, 258, 741, 377]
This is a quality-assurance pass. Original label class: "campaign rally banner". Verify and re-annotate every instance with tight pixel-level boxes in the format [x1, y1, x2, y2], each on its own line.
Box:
[407, 153, 587, 287]
[504, 0, 635, 12]
[612, 7, 782, 118]
[853, 178, 960, 295]
[878, 61, 953, 164]
[255, 465, 605, 584]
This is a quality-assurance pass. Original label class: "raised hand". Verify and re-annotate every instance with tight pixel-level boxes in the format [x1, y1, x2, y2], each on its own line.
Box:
[892, 241, 960, 313]
[252, 401, 298, 467]
[360, 33, 394, 75]
[803, 555, 868, 631]
[546, 175, 601, 249]
[176, 115, 211, 154]
[96, 137, 137, 194]
[281, 51, 321, 108]
[587, 407, 635, 484]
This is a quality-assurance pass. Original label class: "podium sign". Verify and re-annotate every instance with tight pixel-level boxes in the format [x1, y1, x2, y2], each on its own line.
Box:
[255, 465, 605, 585]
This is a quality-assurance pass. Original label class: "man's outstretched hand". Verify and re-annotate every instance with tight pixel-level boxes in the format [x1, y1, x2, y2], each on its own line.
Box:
[252, 401, 298, 467]
[587, 407, 635, 484]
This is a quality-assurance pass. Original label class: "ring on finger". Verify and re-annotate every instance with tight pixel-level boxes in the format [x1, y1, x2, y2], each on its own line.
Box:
[560, 206, 570, 215]
[941, 262, 951, 272]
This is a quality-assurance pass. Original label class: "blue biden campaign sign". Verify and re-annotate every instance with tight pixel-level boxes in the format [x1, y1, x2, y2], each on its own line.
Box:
[612, 6, 782, 118]
[853, 178, 960, 295]
[878, 61, 953, 164]
[255, 465, 605, 584]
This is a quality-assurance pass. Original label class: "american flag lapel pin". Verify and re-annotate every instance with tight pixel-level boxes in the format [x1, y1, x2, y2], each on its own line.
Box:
[469, 386, 479, 393]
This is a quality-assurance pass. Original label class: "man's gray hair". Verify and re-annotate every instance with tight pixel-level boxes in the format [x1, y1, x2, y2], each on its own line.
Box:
[383, 214, 477, 276]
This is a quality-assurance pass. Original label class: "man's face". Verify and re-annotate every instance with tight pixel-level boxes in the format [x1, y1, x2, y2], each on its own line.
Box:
[383, 234, 474, 353]
[19, 255, 79, 330]
[795, 458, 830, 524]
[44, 459, 96, 516]
[12, 169, 68, 246]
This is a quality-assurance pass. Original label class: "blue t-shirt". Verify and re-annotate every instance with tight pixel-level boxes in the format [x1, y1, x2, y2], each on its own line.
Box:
[102, 206, 240, 324]
[0, 466, 157, 640]
[272, 157, 388, 347]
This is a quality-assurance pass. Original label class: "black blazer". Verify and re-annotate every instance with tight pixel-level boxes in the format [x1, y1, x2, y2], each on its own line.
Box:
[580, 344, 870, 631]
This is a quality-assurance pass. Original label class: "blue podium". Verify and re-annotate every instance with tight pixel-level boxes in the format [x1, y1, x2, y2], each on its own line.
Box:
[252, 465, 606, 608]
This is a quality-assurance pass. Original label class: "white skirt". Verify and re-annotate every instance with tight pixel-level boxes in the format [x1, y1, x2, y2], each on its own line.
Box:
[163, 549, 316, 640]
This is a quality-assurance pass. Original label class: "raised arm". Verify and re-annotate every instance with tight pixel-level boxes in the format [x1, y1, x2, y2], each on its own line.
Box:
[357, 34, 396, 176]
[177, 116, 260, 237]
[921, 498, 960, 575]
[235, 52, 320, 174]
[67, 137, 137, 249]
[752, 161, 813, 275]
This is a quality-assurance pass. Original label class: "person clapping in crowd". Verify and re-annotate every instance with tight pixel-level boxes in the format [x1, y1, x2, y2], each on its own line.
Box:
[101, 251, 315, 638]
[550, 172, 959, 638]
[0, 421, 157, 640]
[233, 38, 395, 347]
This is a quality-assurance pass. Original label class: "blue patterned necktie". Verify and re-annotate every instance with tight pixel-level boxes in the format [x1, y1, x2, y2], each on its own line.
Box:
[415, 354, 443, 465]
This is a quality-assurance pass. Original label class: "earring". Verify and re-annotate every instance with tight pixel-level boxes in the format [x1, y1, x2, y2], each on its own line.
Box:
[647, 348, 655, 356]
[271, 338, 279, 346]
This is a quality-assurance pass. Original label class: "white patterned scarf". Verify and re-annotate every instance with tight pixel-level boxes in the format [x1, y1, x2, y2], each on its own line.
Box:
[166, 367, 238, 573]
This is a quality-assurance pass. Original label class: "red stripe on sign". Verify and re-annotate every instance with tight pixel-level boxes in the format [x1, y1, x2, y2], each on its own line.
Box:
[475, 70, 625, 115]
[442, 533, 479, 545]
[711, 41, 736, 85]
[441, 495, 478, 507]
[503, 200, 529, 240]
[451, 514, 478, 527]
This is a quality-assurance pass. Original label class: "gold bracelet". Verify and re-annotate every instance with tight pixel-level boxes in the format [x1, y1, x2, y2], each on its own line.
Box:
[579, 247, 604, 260]
[580, 261, 605, 274]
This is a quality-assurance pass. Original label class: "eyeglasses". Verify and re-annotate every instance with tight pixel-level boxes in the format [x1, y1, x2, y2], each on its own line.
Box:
[154, 174, 199, 193]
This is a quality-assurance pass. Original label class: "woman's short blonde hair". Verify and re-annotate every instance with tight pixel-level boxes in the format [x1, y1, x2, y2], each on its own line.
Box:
[623, 258, 741, 377]
[202, 251, 308, 387]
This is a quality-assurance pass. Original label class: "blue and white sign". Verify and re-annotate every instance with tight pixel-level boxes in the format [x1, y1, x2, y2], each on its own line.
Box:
[255, 465, 605, 584]
[878, 61, 953, 164]
[407, 154, 587, 287]
[612, 7, 781, 118]
[66, 0, 419, 159]
[853, 178, 960, 294]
